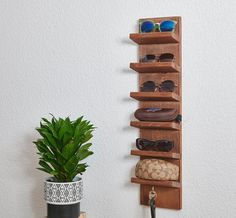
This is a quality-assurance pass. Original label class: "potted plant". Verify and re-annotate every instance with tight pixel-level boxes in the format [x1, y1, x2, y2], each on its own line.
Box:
[34, 115, 95, 218]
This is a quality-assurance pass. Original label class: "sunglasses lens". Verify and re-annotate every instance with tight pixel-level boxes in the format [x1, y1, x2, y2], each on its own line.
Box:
[160, 80, 175, 92]
[157, 140, 173, 152]
[141, 21, 155, 33]
[136, 139, 144, 150]
[141, 81, 156, 92]
[139, 140, 150, 146]
[141, 54, 156, 63]
[160, 20, 176, 32]
[159, 53, 174, 62]
[146, 54, 156, 60]
[136, 138, 156, 150]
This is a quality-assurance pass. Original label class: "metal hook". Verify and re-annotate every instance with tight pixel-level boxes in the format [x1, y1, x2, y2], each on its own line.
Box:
[149, 186, 157, 200]
[149, 187, 157, 218]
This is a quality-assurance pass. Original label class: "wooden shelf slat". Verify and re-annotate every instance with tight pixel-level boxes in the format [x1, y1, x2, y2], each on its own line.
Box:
[130, 121, 180, 130]
[131, 177, 180, 188]
[131, 150, 180, 159]
[129, 32, 179, 44]
[130, 92, 180, 101]
[130, 62, 180, 73]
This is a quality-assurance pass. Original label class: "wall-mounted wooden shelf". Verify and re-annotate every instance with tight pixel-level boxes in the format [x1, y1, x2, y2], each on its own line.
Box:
[130, 121, 180, 130]
[131, 150, 180, 159]
[130, 92, 180, 101]
[129, 32, 179, 44]
[131, 177, 180, 188]
[129, 16, 182, 210]
[130, 62, 180, 73]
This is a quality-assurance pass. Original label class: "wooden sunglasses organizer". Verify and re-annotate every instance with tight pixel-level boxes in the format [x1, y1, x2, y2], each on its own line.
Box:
[129, 16, 182, 210]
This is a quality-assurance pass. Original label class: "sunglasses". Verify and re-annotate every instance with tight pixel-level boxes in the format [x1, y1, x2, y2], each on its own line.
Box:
[140, 53, 174, 63]
[140, 20, 177, 33]
[136, 138, 174, 152]
[141, 80, 176, 92]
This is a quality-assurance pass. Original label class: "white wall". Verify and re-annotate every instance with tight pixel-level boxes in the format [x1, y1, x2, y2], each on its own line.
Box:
[1, 1, 236, 218]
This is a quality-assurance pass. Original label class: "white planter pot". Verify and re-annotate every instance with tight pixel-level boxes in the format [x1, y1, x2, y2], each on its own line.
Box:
[44, 177, 83, 205]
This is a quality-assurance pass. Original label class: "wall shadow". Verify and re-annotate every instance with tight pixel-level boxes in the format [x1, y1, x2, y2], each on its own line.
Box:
[23, 133, 46, 218]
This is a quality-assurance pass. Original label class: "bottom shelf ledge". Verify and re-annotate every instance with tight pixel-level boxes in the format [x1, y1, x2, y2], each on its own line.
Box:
[131, 177, 180, 188]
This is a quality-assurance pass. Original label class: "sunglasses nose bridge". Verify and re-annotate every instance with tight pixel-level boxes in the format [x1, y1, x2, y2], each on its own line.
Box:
[141, 80, 177, 92]
[153, 141, 159, 147]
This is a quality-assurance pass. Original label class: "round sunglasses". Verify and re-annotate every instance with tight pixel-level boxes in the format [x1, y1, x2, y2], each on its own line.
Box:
[136, 138, 174, 152]
[140, 53, 174, 63]
[140, 20, 177, 33]
[141, 80, 177, 92]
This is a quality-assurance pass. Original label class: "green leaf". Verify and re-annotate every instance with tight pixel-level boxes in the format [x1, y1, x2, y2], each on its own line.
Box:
[74, 163, 88, 176]
[77, 150, 93, 161]
[42, 132, 57, 147]
[62, 143, 75, 159]
[37, 167, 51, 174]
[58, 118, 72, 139]
[63, 156, 78, 173]
[81, 142, 92, 150]
[38, 160, 54, 174]
[62, 132, 72, 146]
[50, 170, 59, 176]
[34, 141, 47, 153]
[42, 118, 51, 124]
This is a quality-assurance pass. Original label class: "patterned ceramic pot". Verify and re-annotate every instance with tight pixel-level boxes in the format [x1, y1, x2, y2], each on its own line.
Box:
[44, 177, 83, 218]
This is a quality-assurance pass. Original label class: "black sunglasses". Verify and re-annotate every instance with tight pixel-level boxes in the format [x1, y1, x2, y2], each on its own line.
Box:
[140, 53, 174, 63]
[141, 80, 176, 92]
[136, 138, 174, 152]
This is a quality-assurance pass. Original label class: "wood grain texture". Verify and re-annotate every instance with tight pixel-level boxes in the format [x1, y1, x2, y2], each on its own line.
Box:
[130, 92, 180, 101]
[130, 62, 180, 73]
[140, 185, 181, 209]
[131, 177, 180, 188]
[130, 16, 182, 210]
[130, 121, 180, 130]
[130, 32, 179, 44]
[130, 150, 180, 159]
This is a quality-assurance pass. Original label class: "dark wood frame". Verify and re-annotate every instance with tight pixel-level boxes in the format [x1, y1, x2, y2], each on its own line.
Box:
[130, 16, 182, 210]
